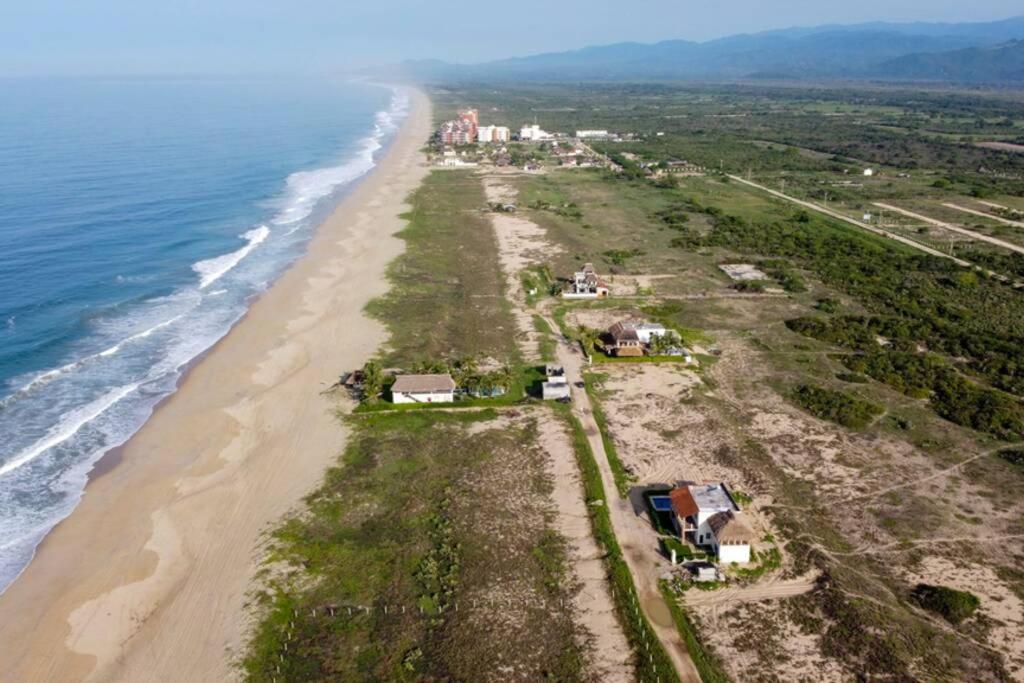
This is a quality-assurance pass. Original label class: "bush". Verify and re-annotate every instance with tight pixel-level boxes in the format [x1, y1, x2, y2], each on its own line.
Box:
[999, 449, 1024, 468]
[791, 384, 884, 429]
[911, 584, 980, 624]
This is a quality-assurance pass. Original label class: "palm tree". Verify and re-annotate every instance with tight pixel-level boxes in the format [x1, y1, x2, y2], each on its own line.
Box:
[362, 360, 384, 403]
[576, 325, 600, 357]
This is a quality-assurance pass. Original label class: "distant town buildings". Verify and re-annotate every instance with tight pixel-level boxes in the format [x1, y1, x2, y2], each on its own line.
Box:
[575, 129, 610, 139]
[438, 119, 476, 146]
[435, 108, 511, 148]
[520, 123, 554, 141]
[477, 125, 511, 144]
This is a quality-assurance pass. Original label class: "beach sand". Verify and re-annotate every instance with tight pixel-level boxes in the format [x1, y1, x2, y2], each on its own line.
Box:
[0, 86, 432, 681]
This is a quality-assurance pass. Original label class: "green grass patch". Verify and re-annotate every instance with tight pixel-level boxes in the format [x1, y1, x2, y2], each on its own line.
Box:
[533, 315, 557, 362]
[659, 581, 730, 683]
[582, 372, 634, 497]
[366, 170, 519, 366]
[240, 410, 585, 680]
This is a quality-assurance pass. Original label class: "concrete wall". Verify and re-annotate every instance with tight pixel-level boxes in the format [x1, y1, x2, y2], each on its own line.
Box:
[393, 390, 454, 405]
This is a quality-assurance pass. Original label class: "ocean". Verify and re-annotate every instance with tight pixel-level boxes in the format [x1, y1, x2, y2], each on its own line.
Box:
[0, 77, 404, 592]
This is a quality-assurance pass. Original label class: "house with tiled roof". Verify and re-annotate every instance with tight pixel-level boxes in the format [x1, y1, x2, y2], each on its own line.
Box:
[670, 482, 753, 564]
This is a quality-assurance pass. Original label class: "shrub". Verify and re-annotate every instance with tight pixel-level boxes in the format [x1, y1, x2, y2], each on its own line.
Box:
[911, 584, 980, 625]
[791, 384, 884, 429]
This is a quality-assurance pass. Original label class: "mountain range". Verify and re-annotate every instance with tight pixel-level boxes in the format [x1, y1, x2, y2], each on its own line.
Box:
[382, 16, 1024, 84]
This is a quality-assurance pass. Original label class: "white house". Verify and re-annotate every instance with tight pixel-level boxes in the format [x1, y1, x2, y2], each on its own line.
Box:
[520, 123, 553, 141]
[863, 168, 875, 177]
[670, 483, 753, 564]
[542, 365, 571, 400]
[391, 374, 456, 404]
[611, 320, 670, 344]
[564, 263, 610, 299]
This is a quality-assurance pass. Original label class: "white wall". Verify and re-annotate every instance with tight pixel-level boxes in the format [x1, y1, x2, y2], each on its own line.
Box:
[717, 543, 751, 565]
[393, 390, 454, 404]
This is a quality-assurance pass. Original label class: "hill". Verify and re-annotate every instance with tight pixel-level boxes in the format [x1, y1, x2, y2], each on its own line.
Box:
[381, 16, 1024, 84]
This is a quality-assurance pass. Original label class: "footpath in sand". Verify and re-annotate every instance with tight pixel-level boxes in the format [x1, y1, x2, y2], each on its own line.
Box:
[482, 172, 700, 682]
[484, 173, 633, 681]
[0, 89, 433, 681]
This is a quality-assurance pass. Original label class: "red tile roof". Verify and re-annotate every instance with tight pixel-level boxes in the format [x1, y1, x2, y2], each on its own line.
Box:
[670, 487, 699, 518]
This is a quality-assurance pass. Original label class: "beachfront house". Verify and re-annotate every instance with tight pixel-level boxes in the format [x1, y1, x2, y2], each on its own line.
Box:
[564, 263, 610, 299]
[669, 483, 753, 564]
[391, 374, 456, 404]
[604, 319, 672, 357]
[606, 323, 644, 357]
[541, 365, 571, 400]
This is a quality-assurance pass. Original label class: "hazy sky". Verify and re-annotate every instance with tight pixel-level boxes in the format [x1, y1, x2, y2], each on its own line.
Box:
[2, 0, 1021, 76]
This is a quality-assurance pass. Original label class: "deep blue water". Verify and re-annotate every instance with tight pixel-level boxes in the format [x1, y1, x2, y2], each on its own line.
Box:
[0, 77, 403, 591]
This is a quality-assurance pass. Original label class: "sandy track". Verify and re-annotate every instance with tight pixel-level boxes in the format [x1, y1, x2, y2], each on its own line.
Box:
[875, 202, 1024, 256]
[0, 88, 433, 682]
[683, 574, 817, 608]
[728, 175, 975, 266]
[943, 202, 1024, 229]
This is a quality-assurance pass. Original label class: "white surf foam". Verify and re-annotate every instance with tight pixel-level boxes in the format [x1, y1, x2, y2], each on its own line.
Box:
[4, 314, 184, 402]
[192, 225, 270, 289]
[0, 85, 411, 594]
[268, 89, 406, 230]
[0, 383, 139, 478]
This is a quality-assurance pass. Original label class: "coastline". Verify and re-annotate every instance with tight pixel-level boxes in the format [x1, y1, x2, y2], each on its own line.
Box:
[0, 85, 432, 681]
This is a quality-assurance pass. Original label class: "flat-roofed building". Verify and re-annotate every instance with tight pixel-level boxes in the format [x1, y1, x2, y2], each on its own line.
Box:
[391, 374, 456, 404]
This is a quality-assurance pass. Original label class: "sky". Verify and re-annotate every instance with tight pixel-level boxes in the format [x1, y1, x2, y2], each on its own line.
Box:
[2, 0, 1022, 76]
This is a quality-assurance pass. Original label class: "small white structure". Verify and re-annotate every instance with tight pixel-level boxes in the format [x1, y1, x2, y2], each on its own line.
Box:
[719, 263, 768, 282]
[520, 123, 553, 141]
[863, 168, 875, 177]
[564, 263, 610, 299]
[541, 365, 571, 400]
[391, 374, 456, 404]
[670, 483, 753, 564]
[576, 130, 610, 139]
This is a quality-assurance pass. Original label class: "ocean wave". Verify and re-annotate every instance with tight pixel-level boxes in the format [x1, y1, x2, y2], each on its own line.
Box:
[0, 383, 139, 478]
[268, 90, 406, 230]
[2, 314, 185, 406]
[192, 225, 270, 289]
[0, 83, 410, 594]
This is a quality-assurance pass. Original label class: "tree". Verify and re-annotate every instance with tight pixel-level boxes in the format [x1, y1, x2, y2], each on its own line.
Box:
[576, 325, 600, 357]
[362, 360, 384, 403]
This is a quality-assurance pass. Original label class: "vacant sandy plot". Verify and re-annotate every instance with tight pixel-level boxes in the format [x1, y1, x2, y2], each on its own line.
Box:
[483, 175, 563, 361]
[536, 415, 634, 682]
[902, 556, 1024, 676]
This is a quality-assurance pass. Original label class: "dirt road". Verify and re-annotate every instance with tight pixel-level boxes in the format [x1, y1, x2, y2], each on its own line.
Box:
[727, 175, 973, 266]
[874, 202, 1024, 256]
[545, 320, 702, 683]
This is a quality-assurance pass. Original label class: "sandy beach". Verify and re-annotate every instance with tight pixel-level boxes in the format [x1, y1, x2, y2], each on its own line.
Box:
[0, 86, 432, 681]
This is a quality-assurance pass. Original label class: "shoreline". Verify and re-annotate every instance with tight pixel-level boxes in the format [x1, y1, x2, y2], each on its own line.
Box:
[0, 85, 432, 680]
